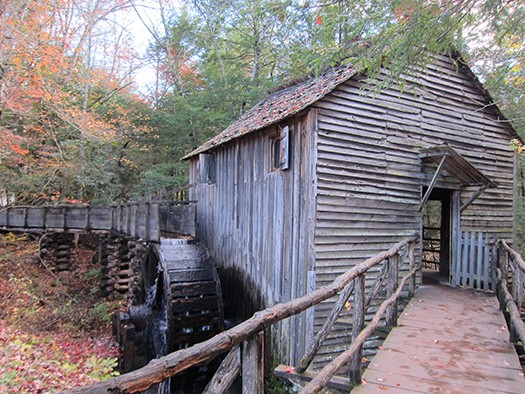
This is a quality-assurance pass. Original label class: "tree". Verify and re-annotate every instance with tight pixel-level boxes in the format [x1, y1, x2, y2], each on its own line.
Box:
[0, 0, 150, 204]
[124, 0, 523, 200]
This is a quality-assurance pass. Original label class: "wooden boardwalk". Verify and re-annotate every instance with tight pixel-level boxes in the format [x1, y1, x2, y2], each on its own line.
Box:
[352, 282, 525, 394]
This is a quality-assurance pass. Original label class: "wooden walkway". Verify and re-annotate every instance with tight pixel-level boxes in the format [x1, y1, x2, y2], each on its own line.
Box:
[352, 282, 525, 394]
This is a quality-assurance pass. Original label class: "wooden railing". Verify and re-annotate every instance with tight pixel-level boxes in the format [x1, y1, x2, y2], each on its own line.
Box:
[497, 240, 525, 345]
[70, 235, 418, 394]
[0, 201, 196, 241]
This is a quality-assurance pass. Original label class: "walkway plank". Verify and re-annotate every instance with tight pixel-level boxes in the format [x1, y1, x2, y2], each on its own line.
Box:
[352, 284, 525, 394]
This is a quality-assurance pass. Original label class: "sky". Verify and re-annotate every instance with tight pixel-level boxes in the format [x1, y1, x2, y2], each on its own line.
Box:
[117, 0, 180, 94]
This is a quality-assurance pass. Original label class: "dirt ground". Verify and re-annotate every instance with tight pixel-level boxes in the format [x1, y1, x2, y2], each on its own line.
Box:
[0, 232, 123, 393]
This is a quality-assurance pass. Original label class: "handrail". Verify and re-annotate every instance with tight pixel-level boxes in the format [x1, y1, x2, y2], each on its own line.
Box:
[500, 240, 525, 274]
[496, 240, 525, 346]
[302, 264, 417, 393]
[70, 234, 418, 393]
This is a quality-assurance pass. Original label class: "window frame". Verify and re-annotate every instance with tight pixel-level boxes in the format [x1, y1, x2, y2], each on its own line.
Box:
[269, 125, 290, 172]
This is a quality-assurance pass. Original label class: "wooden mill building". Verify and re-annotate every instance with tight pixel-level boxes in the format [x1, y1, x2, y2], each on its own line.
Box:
[183, 52, 518, 368]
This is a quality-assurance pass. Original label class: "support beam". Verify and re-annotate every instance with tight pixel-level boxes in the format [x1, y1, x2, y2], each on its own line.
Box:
[419, 155, 448, 211]
[460, 183, 489, 212]
[203, 345, 240, 394]
[297, 281, 355, 373]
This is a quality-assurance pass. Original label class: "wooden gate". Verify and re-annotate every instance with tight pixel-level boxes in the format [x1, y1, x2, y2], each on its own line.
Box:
[452, 231, 498, 291]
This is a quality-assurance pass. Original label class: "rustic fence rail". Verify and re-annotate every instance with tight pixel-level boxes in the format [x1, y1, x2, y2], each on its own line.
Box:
[0, 201, 196, 241]
[497, 240, 525, 345]
[70, 234, 418, 394]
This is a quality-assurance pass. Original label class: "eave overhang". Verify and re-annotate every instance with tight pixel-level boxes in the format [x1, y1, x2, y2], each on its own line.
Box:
[419, 145, 497, 211]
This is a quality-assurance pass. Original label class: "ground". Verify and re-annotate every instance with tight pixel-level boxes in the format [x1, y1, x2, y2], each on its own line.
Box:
[0, 232, 124, 393]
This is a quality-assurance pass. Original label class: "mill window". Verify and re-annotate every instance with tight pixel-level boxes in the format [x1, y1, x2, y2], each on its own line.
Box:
[270, 125, 289, 171]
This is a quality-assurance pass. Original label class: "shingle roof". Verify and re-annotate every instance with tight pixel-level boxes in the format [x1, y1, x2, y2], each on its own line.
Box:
[182, 64, 355, 159]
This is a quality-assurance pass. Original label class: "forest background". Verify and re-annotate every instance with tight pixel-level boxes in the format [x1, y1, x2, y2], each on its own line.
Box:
[1, 0, 524, 245]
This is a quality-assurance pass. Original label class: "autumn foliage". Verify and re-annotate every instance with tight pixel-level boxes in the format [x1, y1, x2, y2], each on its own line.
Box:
[0, 0, 150, 204]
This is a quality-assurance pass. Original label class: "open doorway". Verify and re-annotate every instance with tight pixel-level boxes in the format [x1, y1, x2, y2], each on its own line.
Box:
[422, 188, 452, 283]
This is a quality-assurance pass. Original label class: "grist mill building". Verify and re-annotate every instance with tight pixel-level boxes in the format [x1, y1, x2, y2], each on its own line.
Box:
[183, 52, 518, 368]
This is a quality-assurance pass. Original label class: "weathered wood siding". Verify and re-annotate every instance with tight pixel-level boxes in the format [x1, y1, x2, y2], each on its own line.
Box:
[0, 202, 196, 240]
[311, 54, 515, 366]
[189, 111, 318, 365]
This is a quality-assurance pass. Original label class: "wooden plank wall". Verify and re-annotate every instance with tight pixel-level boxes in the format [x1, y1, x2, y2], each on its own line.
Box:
[311, 54, 515, 367]
[0, 202, 196, 241]
[189, 110, 318, 366]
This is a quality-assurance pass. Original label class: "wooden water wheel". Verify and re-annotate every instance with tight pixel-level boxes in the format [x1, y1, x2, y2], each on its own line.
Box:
[156, 238, 224, 353]
[116, 237, 224, 383]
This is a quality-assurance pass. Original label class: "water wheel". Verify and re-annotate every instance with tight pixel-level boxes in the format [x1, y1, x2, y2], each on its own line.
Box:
[157, 238, 225, 353]
[117, 237, 224, 389]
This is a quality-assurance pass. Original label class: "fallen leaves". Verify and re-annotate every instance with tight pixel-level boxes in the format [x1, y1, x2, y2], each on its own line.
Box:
[0, 234, 122, 393]
[0, 324, 119, 392]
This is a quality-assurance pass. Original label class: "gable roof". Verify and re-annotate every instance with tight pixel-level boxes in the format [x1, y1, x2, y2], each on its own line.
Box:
[183, 53, 521, 160]
[182, 64, 356, 159]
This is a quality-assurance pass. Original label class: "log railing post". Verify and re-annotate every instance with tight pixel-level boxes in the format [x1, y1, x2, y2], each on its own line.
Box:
[385, 254, 399, 327]
[348, 274, 365, 386]
[511, 260, 524, 311]
[499, 251, 508, 312]
[242, 331, 264, 394]
[503, 251, 510, 284]
[408, 242, 416, 297]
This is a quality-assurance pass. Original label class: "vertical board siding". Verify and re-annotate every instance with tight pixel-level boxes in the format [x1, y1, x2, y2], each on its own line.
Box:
[190, 111, 318, 365]
[312, 54, 515, 367]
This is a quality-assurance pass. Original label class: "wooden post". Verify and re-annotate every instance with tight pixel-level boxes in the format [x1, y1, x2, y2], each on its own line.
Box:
[503, 252, 510, 286]
[511, 261, 524, 310]
[23, 207, 28, 228]
[242, 331, 264, 394]
[85, 205, 91, 231]
[62, 206, 67, 230]
[409, 242, 416, 297]
[499, 251, 509, 311]
[385, 255, 399, 327]
[144, 202, 151, 242]
[109, 206, 115, 233]
[150, 203, 160, 242]
[348, 274, 365, 386]
[134, 203, 139, 238]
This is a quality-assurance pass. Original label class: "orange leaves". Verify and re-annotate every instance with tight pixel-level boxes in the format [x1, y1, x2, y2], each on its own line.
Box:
[7, 143, 29, 156]
[0, 130, 30, 158]
[0, 0, 150, 202]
